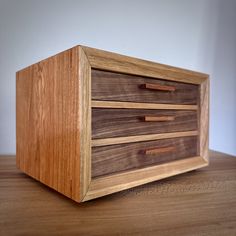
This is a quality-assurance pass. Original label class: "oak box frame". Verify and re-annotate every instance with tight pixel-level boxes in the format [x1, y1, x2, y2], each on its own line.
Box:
[16, 45, 209, 202]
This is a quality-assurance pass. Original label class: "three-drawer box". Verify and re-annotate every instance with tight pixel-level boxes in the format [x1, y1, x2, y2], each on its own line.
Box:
[16, 45, 209, 202]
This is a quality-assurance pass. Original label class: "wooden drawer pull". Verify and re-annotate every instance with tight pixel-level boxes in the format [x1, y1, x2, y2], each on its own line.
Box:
[144, 146, 175, 155]
[140, 83, 176, 92]
[143, 116, 175, 122]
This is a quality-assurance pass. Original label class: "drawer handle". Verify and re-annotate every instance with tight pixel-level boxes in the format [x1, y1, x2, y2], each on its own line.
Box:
[139, 83, 176, 92]
[143, 116, 175, 122]
[144, 146, 175, 155]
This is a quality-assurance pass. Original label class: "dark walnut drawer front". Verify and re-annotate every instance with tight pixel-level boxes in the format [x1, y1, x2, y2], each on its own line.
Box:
[92, 108, 198, 139]
[92, 69, 199, 105]
[92, 136, 198, 178]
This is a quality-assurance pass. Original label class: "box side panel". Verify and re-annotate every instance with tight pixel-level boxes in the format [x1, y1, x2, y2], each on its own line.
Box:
[16, 47, 81, 200]
[16, 69, 41, 179]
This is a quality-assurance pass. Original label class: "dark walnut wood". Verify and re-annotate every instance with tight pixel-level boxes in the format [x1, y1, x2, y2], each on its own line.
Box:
[92, 69, 199, 105]
[92, 108, 198, 139]
[92, 136, 198, 178]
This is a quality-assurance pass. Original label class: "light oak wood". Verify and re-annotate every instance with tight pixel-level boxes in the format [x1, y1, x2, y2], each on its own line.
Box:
[16, 47, 81, 200]
[78, 47, 91, 201]
[140, 82, 176, 91]
[199, 79, 209, 162]
[82, 46, 208, 84]
[92, 100, 198, 110]
[1, 151, 235, 235]
[85, 156, 207, 200]
[92, 130, 198, 147]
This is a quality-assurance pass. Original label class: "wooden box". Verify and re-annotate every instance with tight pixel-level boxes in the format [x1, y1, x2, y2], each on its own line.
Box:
[16, 45, 209, 202]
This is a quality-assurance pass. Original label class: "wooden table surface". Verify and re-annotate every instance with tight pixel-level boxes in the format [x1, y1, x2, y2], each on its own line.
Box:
[0, 151, 236, 235]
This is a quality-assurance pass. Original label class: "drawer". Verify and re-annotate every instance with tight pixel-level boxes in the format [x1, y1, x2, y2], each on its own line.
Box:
[92, 108, 198, 139]
[92, 136, 198, 178]
[92, 69, 199, 105]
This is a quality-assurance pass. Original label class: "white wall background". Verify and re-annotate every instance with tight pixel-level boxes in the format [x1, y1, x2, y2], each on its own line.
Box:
[0, 0, 235, 156]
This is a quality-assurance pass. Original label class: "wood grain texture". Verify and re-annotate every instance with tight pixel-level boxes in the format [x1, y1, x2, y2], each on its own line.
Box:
[82, 45, 209, 84]
[86, 156, 207, 201]
[78, 47, 91, 201]
[92, 69, 198, 105]
[199, 78, 209, 162]
[92, 100, 198, 110]
[92, 137, 197, 178]
[16, 46, 82, 201]
[1, 151, 235, 236]
[16, 44, 209, 203]
[92, 108, 197, 139]
[92, 130, 198, 147]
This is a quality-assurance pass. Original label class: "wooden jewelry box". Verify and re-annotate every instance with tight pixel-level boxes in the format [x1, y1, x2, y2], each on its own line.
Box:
[16, 45, 209, 202]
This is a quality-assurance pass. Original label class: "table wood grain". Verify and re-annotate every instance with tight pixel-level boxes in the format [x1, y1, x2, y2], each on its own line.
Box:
[0, 151, 235, 235]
